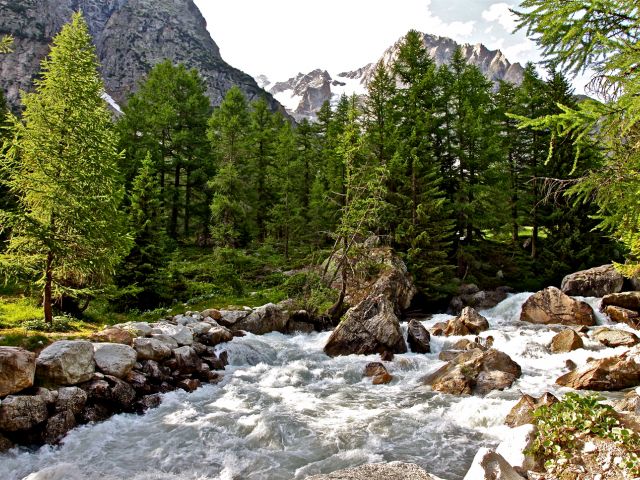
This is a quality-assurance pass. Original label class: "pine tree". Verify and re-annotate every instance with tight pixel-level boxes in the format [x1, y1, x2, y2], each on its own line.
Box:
[0, 13, 131, 323]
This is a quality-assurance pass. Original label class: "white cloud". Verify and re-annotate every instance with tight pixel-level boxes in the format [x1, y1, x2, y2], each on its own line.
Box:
[481, 2, 518, 33]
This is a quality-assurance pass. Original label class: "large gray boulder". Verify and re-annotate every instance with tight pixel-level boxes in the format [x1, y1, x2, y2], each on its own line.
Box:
[520, 287, 596, 326]
[36, 341, 95, 386]
[133, 337, 172, 361]
[0, 394, 49, 431]
[0, 347, 36, 397]
[153, 324, 193, 346]
[304, 462, 444, 480]
[324, 295, 407, 357]
[92, 343, 137, 378]
[233, 303, 290, 335]
[561, 264, 624, 297]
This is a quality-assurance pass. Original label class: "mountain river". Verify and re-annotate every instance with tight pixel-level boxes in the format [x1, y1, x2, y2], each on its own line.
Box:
[1, 293, 633, 480]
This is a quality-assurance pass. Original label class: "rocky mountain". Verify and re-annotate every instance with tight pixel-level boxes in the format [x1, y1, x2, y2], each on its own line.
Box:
[264, 32, 525, 121]
[0, 0, 282, 113]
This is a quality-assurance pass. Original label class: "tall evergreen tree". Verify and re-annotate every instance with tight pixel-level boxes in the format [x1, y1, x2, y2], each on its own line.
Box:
[0, 13, 131, 323]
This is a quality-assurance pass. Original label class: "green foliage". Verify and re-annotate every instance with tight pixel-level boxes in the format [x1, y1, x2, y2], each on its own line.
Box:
[21, 315, 77, 333]
[532, 393, 640, 475]
[0, 35, 13, 54]
[283, 272, 337, 315]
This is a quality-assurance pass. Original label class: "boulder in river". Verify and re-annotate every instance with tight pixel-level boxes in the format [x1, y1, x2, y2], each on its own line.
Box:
[407, 319, 431, 353]
[423, 348, 521, 396]
[561, 264, 624, 297]
[304, 462, 445, 480]
[363, 362, 393, 385]
[592, 327, 640, 348]
[601, 291, 640, 311]
[520, 287, 596, 326]
[603, 305, 640, 329]
[463, 448, 526, 480]
[0, 347, 36, 397]
[556, 356, 640, 390]
[443, 307, 490, 336]
[92, 343, 137, 379]
[549, 329, 584, 353]
[0, 394, 49, 431]
[504, 392, 558, 427]
[324, 295, 407, 357]
[233, 303, 290, 335]
[36, 340, 95, 386]
[449, 285, 511, 315]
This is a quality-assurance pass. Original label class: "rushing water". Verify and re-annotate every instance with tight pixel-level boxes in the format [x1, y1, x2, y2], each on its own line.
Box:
[1, 293, 634, 480]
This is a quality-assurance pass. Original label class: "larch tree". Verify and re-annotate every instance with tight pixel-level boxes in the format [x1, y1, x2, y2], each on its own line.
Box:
[0, 13, 131, 323]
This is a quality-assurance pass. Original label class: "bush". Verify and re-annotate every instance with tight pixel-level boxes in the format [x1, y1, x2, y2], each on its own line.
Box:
[21, 315, 78, 332]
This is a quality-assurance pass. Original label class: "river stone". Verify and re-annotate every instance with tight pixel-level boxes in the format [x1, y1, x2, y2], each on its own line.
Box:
[0, 347, 36, 397]
[0, 433, 13, 452]
[133, 337, 172, 361]
[505, 393, 558, 427]
[120, 322, 153, 337]
[444, 307, 490, 336]
[556, 356, 640, 390]
[189, 322, 212, 335]
[42, 410, 76, 444]
[603, 305, 640, 328]
[561, 264, 624, 297]
[602, 291, 640, 312]
[407, 319, 431, 353]
[92, 343, 137, 378]
[550, 329, 584, 353]
[463, 448, 526, 480]
[150, 334, 179, 349]
[154, 324, 193, 346]
[324, 295, 407, 357]
[0, 394, 49, 431]
[201, 308, 222, 321]
[217, 309, 250, 328]
[520, 287, 596, 326]
[304, 462, 444, 480]
[55, 387, 87, 415]
[173, 346, 202, 373]
[90, 327, 133, 345]
[233, 303, 290, 335]
[36, 340, 95, 386]
[592, 327, 640, 348]
[198, 326, 234, 346]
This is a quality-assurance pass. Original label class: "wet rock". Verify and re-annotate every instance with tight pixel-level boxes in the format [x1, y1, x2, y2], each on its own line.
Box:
[79, 403, 112, 423]
[177, 378, 201, 392]
[603, 305, 640, 328]
[424, 348, 521, 396]
[444, 307, 490, 336]
[429, 322, 448, 336]
[0, 395, 48, 431]
[217, 310, 250, 328]
[141, 359, 167, 382]
[592, 327, 640, 348]
[449, 286, 510, 315]
[601, 291, 640, 311]
[36, 340, 95, 386]
[199, 326, 233, 346]
[380, 351, 394, 361]
[561, 264, 624, 297]
[42, 410, 76, 444]
[173, 346, 202, 374]
[233, 303, 290, 335]
[136, 394, 161, 413]
[133, 338, 172, 361]
[153, 324, 193, 346]
[304, 461, 444, 480]
[92, 343, 137, 379]
[125, 370, 148, 392]
[0, 347, 36, 397]
[81, 375, 135, 409]
[520, 287, 596, 326]
[0, 433, 13, 452]
[463, 448, 526, 480]
[363, 362, 393, 384]
[90, 327, 133, 345]
[407, 319, 431, 353]
[324, 295, 407, 357]
[439, 350, 463, 362]
[550, 329, 584, 353]
[556, 356, 640, 390]
[54, 387, 87, 415]
[505, 393, 558, 427]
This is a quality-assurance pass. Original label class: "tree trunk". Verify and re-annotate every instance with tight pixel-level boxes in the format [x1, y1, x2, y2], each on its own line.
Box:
[43, 250, 53, 325]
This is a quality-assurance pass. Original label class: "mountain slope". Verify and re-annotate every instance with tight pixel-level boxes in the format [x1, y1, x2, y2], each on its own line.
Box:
[0, 0, 282, 112]
[264, 32, 525, 121]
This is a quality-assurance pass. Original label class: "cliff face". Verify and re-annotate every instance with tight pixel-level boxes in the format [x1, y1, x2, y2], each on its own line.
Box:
[0, 0, 281, 112]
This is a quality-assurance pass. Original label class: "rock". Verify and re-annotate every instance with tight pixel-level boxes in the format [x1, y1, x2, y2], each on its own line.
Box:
[150, 334, 179, 349]
[0, 433, 13, 452]
[233, 303, 290, 335]
[136, 394, 161, 412]
[449, 287, 510, 315]
[0, 347, 36, 397]
[173, 346, 202, 374]
[92, 343, 137, 379]
[141, 360, 168, 382]
[133, 338, 172, 361]
[177, 378, 201, 392]
[505, 393, 558, 427]
[520, 287, 596, 326]
[603, 305, 640, 328]
[556, 356, 640, 390]
[90, 327, 133, 345]
[42, 410, 76, 444]
[199, 326, 233, 346]
[496, 424, 539, 472]
[550, 329, 584, 353]
[429, 322, 448, 336]
[36, 340, 95, 386]
[153, 324, 193, 346]
[189, 322, 212, 335]
[561, 264, 624, 297]
[303, 462, 444, 480]
[372, 372, 393, 385]
[592, 327, 640, 348]
[424, 348, 521, 396]
[367, 261, 417, 315]
[125, 370, 148, 392]
[82, 375, 136, 408]
[407, 319, 431, 353]
[201, 309, 222, 321]
[0, 395, 48, 431]
[121, 322, 153, 337]
[54, 387, 87, 416]
[363, 362, 393, 384]
[380, 351, 394, 361]
[217, 310, 250, 328]
[601, 291, 640, 311]
[463, 448, 526, 480]
[614, 390, 640, 415]
[324, 296, 407, 357]
[444, 307, 490, 336]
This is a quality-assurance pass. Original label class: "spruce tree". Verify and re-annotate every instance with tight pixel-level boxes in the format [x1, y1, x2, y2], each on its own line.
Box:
[0, 13, 131, 323]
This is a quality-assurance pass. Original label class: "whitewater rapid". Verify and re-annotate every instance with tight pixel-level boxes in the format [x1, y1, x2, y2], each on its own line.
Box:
[1, 293, 632, 480]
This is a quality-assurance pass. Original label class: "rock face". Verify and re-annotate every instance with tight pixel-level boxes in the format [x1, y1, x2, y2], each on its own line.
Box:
[92, 343, 137, 378]
[504, 393, 558, 428]
[592, 327, 640, 348]
[324, 296, 408, 357]
[0, 347, 36, 397]
[304, 462, 444, 480]
[36, 341, 95, 386]
[549, 329, 584, 353]
[0, 0, 283, 114]
[423, 348, 521, 396]
[556, 356, 640, 390]
[407, 319, 431, 353]
[520, 287, 596, 326]
[442, 307, 490, 336]
[561, 264, 624, 297]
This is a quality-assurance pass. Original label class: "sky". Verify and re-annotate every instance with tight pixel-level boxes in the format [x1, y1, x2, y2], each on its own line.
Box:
[193, 0, 588, 92]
